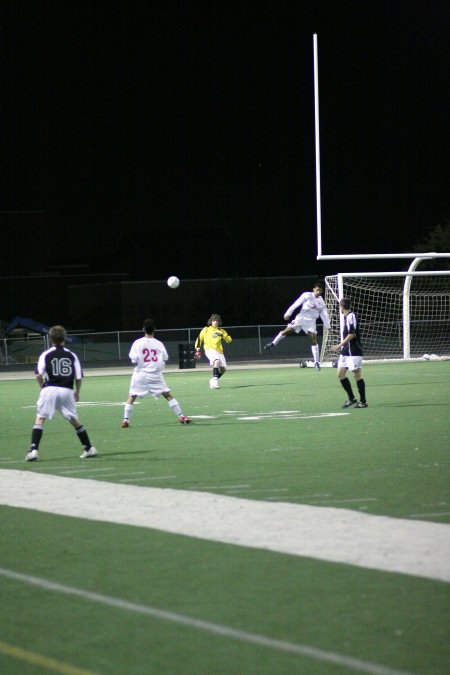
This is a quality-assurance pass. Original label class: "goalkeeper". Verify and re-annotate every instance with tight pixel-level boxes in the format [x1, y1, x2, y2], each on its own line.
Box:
[195, 314, 232, 389]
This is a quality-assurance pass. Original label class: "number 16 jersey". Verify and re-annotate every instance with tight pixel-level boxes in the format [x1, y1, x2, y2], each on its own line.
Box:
[36, 345, 82, 389]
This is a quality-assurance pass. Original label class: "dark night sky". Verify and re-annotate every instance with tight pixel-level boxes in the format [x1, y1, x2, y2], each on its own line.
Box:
[1, 0, 449, 281]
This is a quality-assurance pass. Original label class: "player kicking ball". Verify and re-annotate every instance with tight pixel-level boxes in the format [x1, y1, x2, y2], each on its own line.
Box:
[264, 281, 330, 369]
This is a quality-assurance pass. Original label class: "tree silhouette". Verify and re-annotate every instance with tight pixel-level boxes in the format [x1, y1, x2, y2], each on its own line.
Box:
[412, 219, 450, 269]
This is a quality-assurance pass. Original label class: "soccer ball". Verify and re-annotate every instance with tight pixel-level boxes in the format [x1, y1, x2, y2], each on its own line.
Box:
[167, 276, 180, 289]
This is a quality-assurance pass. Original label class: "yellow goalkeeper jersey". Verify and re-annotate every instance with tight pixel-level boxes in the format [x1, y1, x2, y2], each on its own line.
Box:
[195, 326, 232, 353]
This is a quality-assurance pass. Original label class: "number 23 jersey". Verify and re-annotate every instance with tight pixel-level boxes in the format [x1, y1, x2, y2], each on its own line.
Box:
[129, 336, 168, 373]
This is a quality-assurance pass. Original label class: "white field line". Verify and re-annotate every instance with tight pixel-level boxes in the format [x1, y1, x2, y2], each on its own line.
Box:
[238, 413, 349, 421]
[32, 465, 85, 471]
[80, 472, 146, 479]
[0, 567, 414, 675]
[1, 470, 449, 583]
[19, 403, 349, 421]
[188, 484, 251, 490]
[226, 487, 289, 493]
[309, 497, 378, 504]
[58, 467, 117, 474]
[2, 359, 447, 383]
[117, 475, 177, 483]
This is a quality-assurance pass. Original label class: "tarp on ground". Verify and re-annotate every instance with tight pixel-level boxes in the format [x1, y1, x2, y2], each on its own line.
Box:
[3, 317, 49, 337]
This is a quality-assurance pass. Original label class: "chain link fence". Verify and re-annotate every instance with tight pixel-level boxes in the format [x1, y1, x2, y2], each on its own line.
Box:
[1, 324, 324, 368]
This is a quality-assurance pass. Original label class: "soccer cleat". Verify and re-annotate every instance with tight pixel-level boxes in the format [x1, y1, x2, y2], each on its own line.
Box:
[121, 420, 129, 428]
[263, 342, 274, 350]
[25, 449, 39, 462]
[209, 378, 220, 389]
[80, 446, 98, 459]
[314, 362, 321, 370]
[354, 401, 368, 408]
[179, 415, 192, 424]
[342, 399, 357, 408]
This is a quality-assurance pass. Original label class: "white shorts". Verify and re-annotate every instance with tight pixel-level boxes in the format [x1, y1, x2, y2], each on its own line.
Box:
[129, 371, 170, 399]
[288, 316, 317, 335]
[338, 355, 363, 371]
[205, 348, 227, 368]
[37, 386, 77, 421]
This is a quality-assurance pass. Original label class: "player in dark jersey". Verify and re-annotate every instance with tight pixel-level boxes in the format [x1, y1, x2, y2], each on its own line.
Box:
[331, 298, 368, 408]
[25, 325, 97, 461]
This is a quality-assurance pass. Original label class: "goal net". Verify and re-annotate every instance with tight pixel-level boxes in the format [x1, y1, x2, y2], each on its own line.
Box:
[321, 270, 450, 362]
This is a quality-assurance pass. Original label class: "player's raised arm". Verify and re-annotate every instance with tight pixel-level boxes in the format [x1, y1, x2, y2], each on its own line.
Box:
[285, 292, 307, 318]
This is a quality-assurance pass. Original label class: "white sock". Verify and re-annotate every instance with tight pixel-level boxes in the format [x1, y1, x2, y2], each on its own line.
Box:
[272, 333, 285, 346]
[124, 403, 133, 420]
[168, 398, 182, 416]
[311, 344, 319, 362]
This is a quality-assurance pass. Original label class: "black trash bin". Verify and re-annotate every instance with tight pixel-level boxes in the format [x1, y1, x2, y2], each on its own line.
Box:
[178, 343, 196, 369]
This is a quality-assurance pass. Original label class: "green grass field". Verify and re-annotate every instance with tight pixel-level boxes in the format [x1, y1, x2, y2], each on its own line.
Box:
[1, 362, 449, 674]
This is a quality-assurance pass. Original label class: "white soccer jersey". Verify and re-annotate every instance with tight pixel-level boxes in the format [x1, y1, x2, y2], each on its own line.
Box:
[128, 336, 168, 374]
[285, 292, 330, 328]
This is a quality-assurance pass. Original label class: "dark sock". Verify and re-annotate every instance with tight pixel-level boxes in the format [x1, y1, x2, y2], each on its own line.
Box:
[340, 377, 355, 400]
[75, 425, 91, 449]
[31, 425, 43, 449]
[217, 371, 223, 379]
[357, 379, 366, 403]
[213, 367, 220, 378]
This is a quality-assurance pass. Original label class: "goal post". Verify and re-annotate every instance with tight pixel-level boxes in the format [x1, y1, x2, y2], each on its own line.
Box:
[321, 260, 450, 363]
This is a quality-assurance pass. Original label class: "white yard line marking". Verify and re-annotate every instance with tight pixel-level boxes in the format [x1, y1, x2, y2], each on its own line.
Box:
[0, 567, 414, 675]
[83, 472, 145, 479]
[226, 488, 289, 493]
[190, 415, 216, 419]
[189, 484, 251, 490]
[59, 468, 114, 474]
[309, 498, 378, 504]
[289, 493, 333, 499]
[118, 475, 177, 483]
[221, 409, 350, 422]
[35, 465, 85, 471]
[1, 470, 449, 583]
[239, 413, 349, 421]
